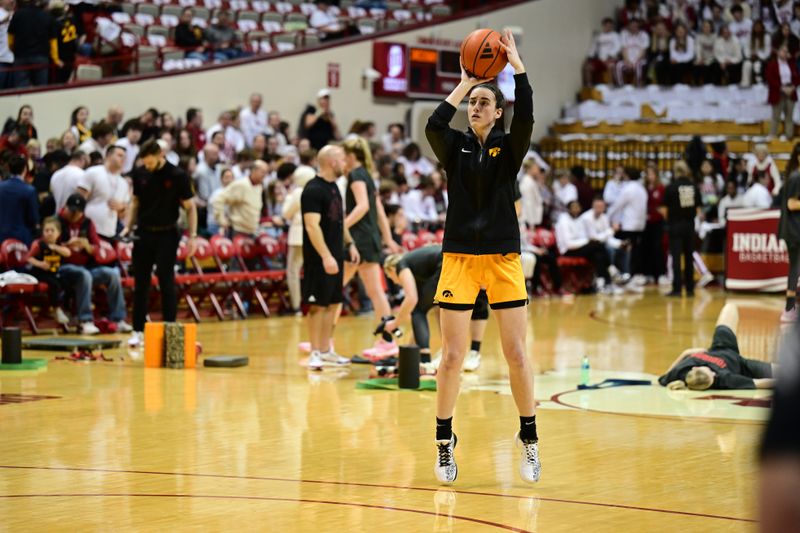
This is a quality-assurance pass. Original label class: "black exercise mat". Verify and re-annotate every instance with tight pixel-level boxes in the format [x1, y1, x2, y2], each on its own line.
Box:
[21, 338, 122, 352]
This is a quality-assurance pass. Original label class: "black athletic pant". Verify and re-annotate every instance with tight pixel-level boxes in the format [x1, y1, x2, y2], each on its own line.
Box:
[132, 228, 180, 332]
[642, 220, 665, 278]
[532, 248, 562, 290]
[565, 242, 610, 283]
[669, 223, 695, 294]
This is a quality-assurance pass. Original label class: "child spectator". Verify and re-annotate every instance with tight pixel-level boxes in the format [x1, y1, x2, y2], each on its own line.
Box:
[616, 19, 650, 86]
[742, 20, 772, 86]
[694, 20, 718, 84]
[26, 217, 71, 325]
[714, 25, 744, 85]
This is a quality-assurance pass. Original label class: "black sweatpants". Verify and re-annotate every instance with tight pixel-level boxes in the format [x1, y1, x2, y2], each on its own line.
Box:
[642, 220, 665, 278]
[618, 230, 644, 275]
[669, 223, 695, 293]
[787, 243, 800, 294]
[532, 248, 562, 290]
[132, 229, 180, 332]
[565, 241, 610, 283]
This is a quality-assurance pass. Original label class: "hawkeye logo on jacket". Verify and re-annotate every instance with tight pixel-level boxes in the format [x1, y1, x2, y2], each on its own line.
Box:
[489, 147, 501, 158]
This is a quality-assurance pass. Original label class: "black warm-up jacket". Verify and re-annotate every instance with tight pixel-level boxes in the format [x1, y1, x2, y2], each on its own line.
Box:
[425, 72, 534, 255]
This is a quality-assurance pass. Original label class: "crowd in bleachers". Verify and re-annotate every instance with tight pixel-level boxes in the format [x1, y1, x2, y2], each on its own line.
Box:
[0, 0, 456, 89]
[585, 0, 800, 88]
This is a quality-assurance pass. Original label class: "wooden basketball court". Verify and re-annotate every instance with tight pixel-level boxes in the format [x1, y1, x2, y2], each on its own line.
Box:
[0, 290, 778, 531]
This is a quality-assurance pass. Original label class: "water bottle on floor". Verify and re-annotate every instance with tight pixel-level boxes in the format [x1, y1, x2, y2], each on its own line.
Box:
[580, 356, 591, 387]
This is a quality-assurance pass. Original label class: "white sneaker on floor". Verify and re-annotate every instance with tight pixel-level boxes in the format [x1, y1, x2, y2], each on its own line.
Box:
[128, 331, 143, 347]
[434, 434, 458, 485]
[54, 307, 70, 325]
[463, 350, 481, 372]
[321, 351, 351, 366]
[658, 275, 672, 286]
[515, 432, 541, 483]
[80, 322, 100, 335]
[698, 272, 714, 287]
[630, 274, 646, 287]
[116, 320, 133, 333]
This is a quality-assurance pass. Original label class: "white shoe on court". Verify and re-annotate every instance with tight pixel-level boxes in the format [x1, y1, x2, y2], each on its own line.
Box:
[515, 432, 541, 484]
[128, 331, 143, 347]
[463, 350, 481, 372]
[308, 350, 350, 370]
[434, 434, 458, 485]
[80, 322, 100, 335]
[116, 320, 133, 333]
[430, 350, 442, 370]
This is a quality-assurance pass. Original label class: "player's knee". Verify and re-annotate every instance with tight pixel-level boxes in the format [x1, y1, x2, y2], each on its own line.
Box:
[503, 345, 528, 369]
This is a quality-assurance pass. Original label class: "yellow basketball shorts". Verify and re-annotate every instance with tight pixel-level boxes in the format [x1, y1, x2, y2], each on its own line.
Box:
[435, 253, 528, 310]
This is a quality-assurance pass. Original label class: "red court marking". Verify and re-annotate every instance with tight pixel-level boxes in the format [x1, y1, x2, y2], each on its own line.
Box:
[0, 465, 755, 523]
[0, 493, 529, 532]
[550, 390, 766, 426]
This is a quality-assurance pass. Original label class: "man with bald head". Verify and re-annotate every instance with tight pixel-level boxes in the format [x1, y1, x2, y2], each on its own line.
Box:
[301, 145, 358, 370]
[212, 159, 267, 238]
[240, 93, 267, 148]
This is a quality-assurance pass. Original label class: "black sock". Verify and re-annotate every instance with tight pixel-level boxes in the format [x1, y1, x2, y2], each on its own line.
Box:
[519, 415, 538, 443]
[436, 417, 452, 441]
[787, 297, 796, 312]
[421, 351, 431, 363]
[470, 340, 481, 352]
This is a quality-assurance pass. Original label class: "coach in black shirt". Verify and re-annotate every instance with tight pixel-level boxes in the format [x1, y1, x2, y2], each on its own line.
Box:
[662, 161, 701, 297]
[123, 140, 197, 347]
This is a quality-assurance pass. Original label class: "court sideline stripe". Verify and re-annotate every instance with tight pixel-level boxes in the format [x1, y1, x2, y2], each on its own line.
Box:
[0, 465, 755, 523]
[0, 493, 529, 532]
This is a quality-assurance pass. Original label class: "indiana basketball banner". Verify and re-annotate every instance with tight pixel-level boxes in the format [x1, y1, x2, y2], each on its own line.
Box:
[725, 208, 789, 292]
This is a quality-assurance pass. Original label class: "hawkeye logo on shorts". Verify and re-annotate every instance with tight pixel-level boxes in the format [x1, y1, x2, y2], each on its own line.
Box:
[488, 147, 501, 158]
[442, 290, 453, 298]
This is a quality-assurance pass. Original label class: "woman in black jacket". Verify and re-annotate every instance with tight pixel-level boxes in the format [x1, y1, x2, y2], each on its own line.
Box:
[425, 29, 540, 486]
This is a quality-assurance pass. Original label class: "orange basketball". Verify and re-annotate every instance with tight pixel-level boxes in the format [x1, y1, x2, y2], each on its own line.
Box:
[460, 28, 508, 80]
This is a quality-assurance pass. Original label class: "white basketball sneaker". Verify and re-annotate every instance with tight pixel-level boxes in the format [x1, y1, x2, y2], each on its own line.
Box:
[308, 350, 350, 370]
[434, 434, 458, 485]
[515, 432, 541, 483]
[462, 350, 481, 372]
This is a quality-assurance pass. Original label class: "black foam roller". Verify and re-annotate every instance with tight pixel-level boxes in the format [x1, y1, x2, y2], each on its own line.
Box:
[2, 327, 22, 365]
[398, 345, 420, 389]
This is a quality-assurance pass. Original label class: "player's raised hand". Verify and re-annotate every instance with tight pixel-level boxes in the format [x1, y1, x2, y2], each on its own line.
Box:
[498, 28, 524, 73]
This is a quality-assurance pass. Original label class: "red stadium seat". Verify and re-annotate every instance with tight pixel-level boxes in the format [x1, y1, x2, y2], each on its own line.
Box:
[556, 256, 594, 293]
[402, 232, 420, 251]
[0, 239, 46, 333]
[175, 237, 225, 321]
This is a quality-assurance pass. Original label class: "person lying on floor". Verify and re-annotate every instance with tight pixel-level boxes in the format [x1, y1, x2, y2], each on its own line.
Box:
[659, 303, 776, 390]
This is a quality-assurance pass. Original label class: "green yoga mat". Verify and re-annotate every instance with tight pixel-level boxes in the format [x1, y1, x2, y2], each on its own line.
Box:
[0, 358, 48, 371]
[356, 378, 437, 391]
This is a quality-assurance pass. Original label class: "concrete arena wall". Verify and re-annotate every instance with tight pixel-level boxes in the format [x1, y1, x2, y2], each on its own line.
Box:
[0, 0, 618, 146]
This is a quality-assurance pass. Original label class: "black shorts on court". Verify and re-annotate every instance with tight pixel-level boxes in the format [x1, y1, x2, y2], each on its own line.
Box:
[302, 261, 343, 306]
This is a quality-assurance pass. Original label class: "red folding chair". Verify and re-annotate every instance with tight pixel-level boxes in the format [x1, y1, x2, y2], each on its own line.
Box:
[175, 237, 225, 321]
[418, 229, 436, 246]
[231, 234, 271, 317]
[255, 233, 290, 313]
[402, 232, 420, 251]
[0, 239, 46, 333]
[208, 235, 248, 318]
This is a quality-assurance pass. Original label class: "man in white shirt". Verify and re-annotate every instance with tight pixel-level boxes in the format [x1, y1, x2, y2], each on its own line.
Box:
[603, 166, 625, 224]
[309, 0, 344, 39]
[555, 201, 614, 291]
[579, 196, 630, 273]
[212, 160, 267, 237]
[400, 177, 439, 226]
[239, 93, 267, 148]
[206, 111, 244, 153]
[714, 24, 744, 84]
[77, 146, 131, 239]
[0, 0, 14, 90]
[728, 4, 752, 48]
[114, 121, 142, 174]
[584, 17, 621, 86]
[718, 180, 744, 224]
[615, 18, 650, 86]
[78, 122, 115, 158]
[607, 168, 647, 276]
[265, 111, 287, 147]
[193, 143, 221, 231]
[553, 169, 578, 210]
[742, 173, 774, 209]
[51, 151, 88, 211]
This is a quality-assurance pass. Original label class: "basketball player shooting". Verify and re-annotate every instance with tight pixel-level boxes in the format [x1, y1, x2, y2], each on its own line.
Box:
[425, 28, 540, 485]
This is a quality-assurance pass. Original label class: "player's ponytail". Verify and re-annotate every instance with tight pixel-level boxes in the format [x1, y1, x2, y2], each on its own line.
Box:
[343, 136, 376, 176]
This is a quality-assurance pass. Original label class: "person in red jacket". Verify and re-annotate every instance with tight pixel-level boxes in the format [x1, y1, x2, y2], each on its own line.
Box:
[766, 45, 800, 139]
[643, 163, 666, 283]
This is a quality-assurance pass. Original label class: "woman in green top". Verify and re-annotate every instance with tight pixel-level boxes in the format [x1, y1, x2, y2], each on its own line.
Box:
[342, 136, 402, 345]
